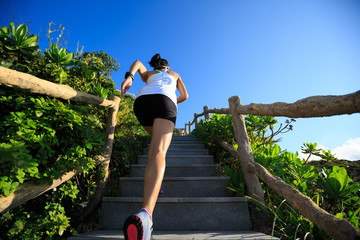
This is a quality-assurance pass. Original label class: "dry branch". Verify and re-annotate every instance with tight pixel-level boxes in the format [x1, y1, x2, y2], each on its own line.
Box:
[0, 66, 116, 108]
[235, 91, 360, 118]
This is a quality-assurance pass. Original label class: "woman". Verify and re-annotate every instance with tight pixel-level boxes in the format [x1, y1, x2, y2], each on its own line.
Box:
[121, 53, 188, 240]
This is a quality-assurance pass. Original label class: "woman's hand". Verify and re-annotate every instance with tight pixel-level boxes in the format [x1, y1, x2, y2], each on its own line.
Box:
[121, 77, 133, 97]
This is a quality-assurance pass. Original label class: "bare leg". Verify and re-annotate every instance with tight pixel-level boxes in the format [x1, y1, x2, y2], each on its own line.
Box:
[142, 118, 174, 216]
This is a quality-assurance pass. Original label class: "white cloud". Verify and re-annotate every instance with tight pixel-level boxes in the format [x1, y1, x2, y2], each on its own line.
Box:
[331, 138, 360, 161]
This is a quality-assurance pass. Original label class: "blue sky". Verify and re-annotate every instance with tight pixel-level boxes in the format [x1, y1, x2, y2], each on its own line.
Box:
[1, 0, 360, 160]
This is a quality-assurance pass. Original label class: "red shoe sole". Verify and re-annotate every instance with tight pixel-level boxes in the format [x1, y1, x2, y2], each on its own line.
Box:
[123, 215, 144, 240]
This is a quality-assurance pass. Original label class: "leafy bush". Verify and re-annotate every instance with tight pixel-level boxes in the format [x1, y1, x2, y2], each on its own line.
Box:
[0, 22, 147, 239]
[0, 87, 104, 196]
[192, 113, 359, 239]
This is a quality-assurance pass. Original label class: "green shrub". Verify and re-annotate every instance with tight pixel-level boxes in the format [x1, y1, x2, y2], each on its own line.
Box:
[0, 22, 146, 239]
[192, 113, 359, 239]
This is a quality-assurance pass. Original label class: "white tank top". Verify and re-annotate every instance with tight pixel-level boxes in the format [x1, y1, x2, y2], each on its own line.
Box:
[138, 70, 178, 106]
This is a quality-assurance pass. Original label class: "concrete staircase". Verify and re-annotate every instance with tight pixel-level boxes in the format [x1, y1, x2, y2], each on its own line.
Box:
[70, 135, 277, 239]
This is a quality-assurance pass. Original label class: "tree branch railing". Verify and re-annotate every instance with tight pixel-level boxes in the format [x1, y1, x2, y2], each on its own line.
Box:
[186, 91, 360, 240]
[0, 66, 121, 217]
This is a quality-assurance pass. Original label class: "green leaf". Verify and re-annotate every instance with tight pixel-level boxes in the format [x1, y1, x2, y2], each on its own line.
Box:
[348, 208, 360, 229]
[19, 48, 33, 57]
[21, 35, 39, 46]
[35, 110, 43, 117]
[4, 188, 10, 196]
[9, 22, 16, 36]
[15, 24, 28, 42]
[85, 143, 93, 149]
[0, 26, 10, 37]
[62, 52, 74, 63]
[59, 70, 68, 82]
[0, 180, 9, 188]
[4, 44, 18, 51]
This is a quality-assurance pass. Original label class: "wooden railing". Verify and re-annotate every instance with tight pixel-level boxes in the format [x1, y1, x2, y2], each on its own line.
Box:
[185, 91, 360, 240]
[0, 66, 120, 218]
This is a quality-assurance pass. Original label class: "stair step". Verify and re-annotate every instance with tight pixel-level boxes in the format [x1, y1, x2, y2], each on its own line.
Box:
[143, 149, 209, 155]
[171, 139, 201, 144]
[131, 164, 220, 177]
[100, 197, 251, 231]
[172, 135, 197, 140]
[168, 149, 210, 155]
[138, 155, 214, 165]
[119, 177, 231, 197]
[69, 230, 278, 240]
[148, 143, 205, 149]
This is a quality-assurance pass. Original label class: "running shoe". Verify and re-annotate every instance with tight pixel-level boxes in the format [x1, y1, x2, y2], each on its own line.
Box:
[123, 208, 153, 240]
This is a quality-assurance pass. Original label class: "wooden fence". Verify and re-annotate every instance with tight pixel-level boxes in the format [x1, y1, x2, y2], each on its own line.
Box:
[185, 91, 360, 240]
[0, 66, 120, 219]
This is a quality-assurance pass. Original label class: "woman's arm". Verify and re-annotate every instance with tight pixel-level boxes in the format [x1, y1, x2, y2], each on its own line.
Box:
[121, 60, 148, 97]
[130, 60, 148, 82]
[175, 74, 188, 104]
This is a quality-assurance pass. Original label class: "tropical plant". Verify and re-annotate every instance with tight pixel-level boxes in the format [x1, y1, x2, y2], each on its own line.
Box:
[0, 22, 39, 57]
[192, 113, 359, 239]
[44, 44, 74, 67]
[0, 22, 144, 239]
[318, 166, 359, 206]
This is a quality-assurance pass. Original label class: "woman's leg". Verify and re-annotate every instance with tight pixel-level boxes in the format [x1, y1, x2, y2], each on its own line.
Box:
[142, 118, 174, 215]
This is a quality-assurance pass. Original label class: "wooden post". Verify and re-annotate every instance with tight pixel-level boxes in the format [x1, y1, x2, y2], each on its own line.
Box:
[194, 113, 199, 128]
[188, 121, 192, 133]
[228, 96, 265, 204]
[79, 96, 120, 220]
[184, 123, 188, 135]
[204, 106, 210, 120]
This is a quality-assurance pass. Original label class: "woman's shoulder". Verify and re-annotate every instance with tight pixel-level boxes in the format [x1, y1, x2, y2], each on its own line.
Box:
[167, 70, 179, 79]
[145, 70, 157, 78]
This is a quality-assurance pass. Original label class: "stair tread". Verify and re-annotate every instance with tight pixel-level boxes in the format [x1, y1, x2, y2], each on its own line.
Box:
[138, 155, 212, 157]
[132, 164, 220, 167]
[120, 176, 230, 180]
[103, 197, 246, 202]
[68, 230, 278, 240]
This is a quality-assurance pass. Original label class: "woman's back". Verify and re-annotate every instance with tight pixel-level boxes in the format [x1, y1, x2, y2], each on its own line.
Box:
[139, 70, 178, 106]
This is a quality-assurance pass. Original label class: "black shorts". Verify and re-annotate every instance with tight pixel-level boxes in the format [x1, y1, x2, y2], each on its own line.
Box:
[134, 94, 177, 126]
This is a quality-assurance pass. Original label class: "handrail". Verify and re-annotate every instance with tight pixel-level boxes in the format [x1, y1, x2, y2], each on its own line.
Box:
[184, 91, 360, 134]
[0, 66, 117, 108]
[0, 66, 120, 215]
[186, 92, 360, 240]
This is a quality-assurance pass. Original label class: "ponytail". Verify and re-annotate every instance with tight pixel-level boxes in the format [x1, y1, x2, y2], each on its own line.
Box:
[149, 53, 169, 69]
